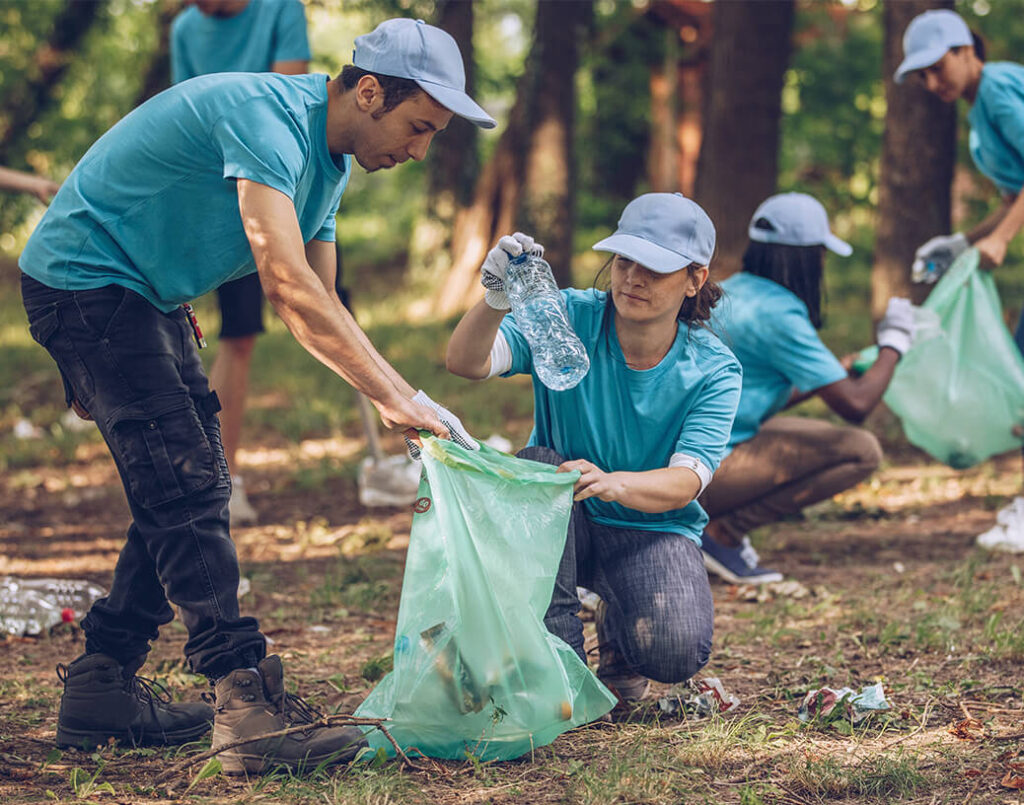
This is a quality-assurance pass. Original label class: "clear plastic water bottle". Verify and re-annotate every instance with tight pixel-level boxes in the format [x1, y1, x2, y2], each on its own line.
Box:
[0, 576, 106, 636]
[505, 253, 590, 391]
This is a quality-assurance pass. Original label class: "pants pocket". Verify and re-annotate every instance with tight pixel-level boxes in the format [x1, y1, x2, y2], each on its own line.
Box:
[27, 306, 83, 408]
[106, 391, 217, 508]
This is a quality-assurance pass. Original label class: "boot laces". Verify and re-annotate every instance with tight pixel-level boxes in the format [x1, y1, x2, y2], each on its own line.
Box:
[271, 688, 322, 726]
[126, 673, 172, 708]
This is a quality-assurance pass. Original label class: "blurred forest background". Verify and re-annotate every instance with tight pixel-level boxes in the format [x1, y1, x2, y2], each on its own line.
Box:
[2, 0, 1024, 459]
[2, 0, 1023, 323]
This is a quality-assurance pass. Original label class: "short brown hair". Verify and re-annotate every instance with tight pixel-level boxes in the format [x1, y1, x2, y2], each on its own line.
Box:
[336, 65, 422, 118]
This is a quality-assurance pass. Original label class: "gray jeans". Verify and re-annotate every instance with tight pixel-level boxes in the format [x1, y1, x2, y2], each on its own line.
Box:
[519, 446, 714, 685]
[700, 416, 883, 544]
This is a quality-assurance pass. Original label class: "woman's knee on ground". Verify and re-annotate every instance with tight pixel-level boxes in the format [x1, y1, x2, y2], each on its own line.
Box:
[618, 613, 713, 684]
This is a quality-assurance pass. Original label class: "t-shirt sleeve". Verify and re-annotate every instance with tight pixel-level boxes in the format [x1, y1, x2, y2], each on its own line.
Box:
[272, 0, 312, 64]
[673, 360, 742, 474]
[497, 312, 533, 377]
[211, 99, 306, 199]
[766, 303, 847, 393]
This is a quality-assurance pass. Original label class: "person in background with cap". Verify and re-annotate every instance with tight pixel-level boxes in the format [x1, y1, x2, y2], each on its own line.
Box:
[20, 17, 492, 773]
[896, 8, 1024, 555]
[171, 0, 313, 526]
[700, 193, 916, 584]
[447, 193, 741, 705]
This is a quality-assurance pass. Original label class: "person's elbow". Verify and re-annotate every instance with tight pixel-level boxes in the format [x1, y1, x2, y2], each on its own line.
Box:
[445, 349, 489, 381]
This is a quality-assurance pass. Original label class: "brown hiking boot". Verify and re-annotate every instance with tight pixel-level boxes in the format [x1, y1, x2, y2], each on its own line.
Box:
[56, 653, 213, 749]
[594, 602, 650, 704]
[212, 655, 367, 775]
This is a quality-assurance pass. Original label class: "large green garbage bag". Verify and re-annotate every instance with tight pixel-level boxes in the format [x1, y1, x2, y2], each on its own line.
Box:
[355, 435, 617, 761]
[854, 249, 1024, 468]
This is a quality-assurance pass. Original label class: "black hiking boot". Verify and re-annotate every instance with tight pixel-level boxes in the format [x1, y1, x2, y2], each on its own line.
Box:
[56, 653, 214, 749]
[211, 655, 367, 775]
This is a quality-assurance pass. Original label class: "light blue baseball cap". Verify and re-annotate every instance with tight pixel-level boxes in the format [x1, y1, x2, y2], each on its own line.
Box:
[592, 193, 716, 273]
[353, 18, 496, 129]
[748, 193, 852, 256]
[894, 9, 973, 84]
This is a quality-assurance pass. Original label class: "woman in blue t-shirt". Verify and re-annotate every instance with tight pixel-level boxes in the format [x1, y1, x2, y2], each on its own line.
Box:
[701, 193, 915, 584]
[447, 193, 741, 703]
[897, 9, 1024, 554]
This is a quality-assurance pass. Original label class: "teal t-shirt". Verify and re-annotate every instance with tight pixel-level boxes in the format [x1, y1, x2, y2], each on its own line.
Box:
[499, 288, 742, 542]
[19, 73, 350, 312]
[171, 0, 310, 83]
[968, 62, 1024, 196]
[711, 272, 847, 448]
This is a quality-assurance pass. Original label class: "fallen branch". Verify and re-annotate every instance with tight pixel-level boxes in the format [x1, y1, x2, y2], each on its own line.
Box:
[152, 714, 420, 786]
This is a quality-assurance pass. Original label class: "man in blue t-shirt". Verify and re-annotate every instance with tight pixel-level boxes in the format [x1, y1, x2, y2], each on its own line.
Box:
[21, 18, 494, 773]
[171, 0, 312, 526]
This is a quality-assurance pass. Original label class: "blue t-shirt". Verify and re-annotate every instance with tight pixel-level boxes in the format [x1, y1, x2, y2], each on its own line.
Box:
[19, 73, 350, 312]
[711, 272, 847, 448]
[968, 62, 1024, 196]
[499, 288, 742, 542]
[171, 0, 310, 84]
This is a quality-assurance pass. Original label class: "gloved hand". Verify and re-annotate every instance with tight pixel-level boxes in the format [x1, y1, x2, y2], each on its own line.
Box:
[876, 297, 916, 356]
[911, 232, 969, 284]
[480, 232, 545, 310]
[403, 390, 479, 460]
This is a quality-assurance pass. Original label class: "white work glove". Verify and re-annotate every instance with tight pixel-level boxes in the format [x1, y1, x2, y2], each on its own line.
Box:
[480, 232, 545, 310]
[876, 297, 916, 356]
[403, 390, 479, 460]
[911, 232, 968, 284]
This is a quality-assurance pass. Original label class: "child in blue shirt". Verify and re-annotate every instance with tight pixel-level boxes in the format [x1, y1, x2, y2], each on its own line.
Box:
[896, 9, 1024, 554]
[703, 193, 915, 584]
[447, 193, 741, 703]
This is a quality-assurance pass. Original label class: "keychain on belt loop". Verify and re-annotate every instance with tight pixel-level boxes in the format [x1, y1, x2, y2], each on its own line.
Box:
[182, 303, 207, 349]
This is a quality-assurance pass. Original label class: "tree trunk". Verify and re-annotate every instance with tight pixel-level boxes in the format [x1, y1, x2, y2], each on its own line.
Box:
[433, 0, 590, 316]
[873, 0, 956, 316]
[406, 0, 478, 317]
[693, 0, 794, 278]
[0, 0, 105, 163]
[133, 0, 183, 108]
[520, 0, 591, 286]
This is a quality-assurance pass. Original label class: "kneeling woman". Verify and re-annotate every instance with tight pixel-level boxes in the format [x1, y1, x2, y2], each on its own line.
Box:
[446, 193, 741, 701]
[700, 193, 915, 584]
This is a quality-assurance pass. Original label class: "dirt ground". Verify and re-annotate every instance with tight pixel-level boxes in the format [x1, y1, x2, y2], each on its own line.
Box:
[1, 428, 1023, 804]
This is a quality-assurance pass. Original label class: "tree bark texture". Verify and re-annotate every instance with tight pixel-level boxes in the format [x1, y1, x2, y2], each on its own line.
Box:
[873, 0, 956, 315]
[434, 0, 591, 316]
[693, 0, 794, 278]
[0, 0, 105, 163]
[133, 1, 183, 108]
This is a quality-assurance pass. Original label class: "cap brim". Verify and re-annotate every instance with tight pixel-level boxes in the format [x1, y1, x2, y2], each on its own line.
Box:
[824, 233, 853, 257]
[894, 46, 948, 83]
[416, 79, 496, 129]
[591, 233, 694, 274]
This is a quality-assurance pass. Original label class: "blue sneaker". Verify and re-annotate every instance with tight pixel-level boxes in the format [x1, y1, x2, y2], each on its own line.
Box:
[701, 535, 783, 585]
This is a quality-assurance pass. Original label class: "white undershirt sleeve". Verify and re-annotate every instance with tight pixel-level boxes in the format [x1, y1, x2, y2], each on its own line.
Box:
[485, 331, 513, 379]
[669, 452, 713, 497]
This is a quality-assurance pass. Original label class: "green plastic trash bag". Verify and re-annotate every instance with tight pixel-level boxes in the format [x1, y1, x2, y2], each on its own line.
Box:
[355, 435, 617, 761]
[854, 249, 1024, 468]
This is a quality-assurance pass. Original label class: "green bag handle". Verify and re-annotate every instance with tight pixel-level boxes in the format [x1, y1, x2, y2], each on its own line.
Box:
[417, 432, 580, 485]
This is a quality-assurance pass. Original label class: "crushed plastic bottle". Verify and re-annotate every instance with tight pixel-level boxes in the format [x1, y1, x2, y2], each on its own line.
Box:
[0, 576, 107, 636]
[505, 253, 590, 391]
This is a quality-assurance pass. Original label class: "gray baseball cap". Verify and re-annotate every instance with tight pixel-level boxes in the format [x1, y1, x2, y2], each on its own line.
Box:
[894, 9, 973, 84]
[592, 192, 716, 273]
[353, 18, 496, 129]
[748, 193, 852, 257]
